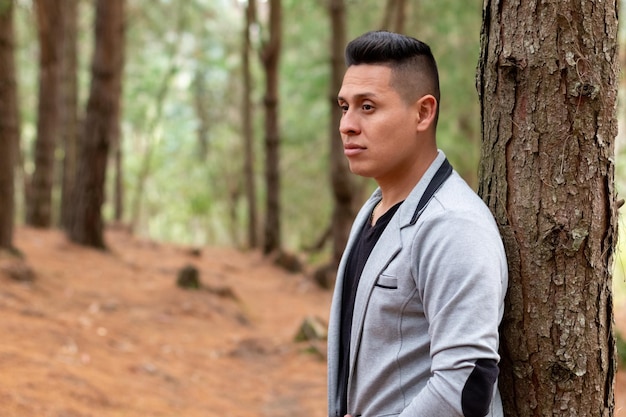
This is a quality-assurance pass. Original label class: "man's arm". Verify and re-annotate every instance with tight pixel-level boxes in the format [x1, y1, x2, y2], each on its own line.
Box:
[403, 209, 507, 417]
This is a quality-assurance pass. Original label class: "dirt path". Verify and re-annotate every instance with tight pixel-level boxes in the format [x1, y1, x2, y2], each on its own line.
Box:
[0, 227, 331, 417]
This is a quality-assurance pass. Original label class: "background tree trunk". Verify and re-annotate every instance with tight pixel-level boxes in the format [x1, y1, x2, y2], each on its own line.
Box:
[328, 0, 356, 270]
[59, 0, 79, 230]
[380, 0, 407, 33]
[68, 0, 124, 248]
[0, 0, 19, 250]
[112, 110, 123, 223]
[242, 0, 258, 249]
[27, 0, 62, 227]
[261, 0, 282, 255]
[477, 1, 618, 416]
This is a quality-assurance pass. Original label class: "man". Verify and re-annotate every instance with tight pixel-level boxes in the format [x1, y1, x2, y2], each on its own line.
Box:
[327, 31, 508, 417]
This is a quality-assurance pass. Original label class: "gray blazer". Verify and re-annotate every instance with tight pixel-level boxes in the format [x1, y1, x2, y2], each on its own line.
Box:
[327, 152, 507, 417]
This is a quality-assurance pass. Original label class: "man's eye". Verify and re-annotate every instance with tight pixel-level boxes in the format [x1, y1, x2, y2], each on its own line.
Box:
[339, 104, 349, 112]
[362, 104, 374, 111]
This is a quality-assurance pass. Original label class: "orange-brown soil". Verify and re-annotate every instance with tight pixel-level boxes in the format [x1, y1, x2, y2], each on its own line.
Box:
[1, 227, 626, 416]
[0, 227, 330, 417]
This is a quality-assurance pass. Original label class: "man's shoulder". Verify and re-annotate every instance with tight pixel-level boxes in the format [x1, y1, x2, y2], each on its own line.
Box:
[434, 172, 492, 214]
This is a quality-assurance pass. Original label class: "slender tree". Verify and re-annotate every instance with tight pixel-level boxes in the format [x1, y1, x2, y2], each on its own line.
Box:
[381, 0, 407, 33]
[59, 0, 79, 230]
[477, 1, 618, 415]
[110, 0, 124, 225]
[328, 0, 357, 270]
[261, 0, 282, 255]
[242, 0, 259, 249]
[0, 0, 19, 250]
[68, 0, 125, 248]
[27, 0, 62, 227]
[112, 120, 123, 222]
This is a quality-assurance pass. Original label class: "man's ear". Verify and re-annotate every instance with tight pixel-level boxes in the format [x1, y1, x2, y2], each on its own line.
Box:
[415, 95, 437, 132]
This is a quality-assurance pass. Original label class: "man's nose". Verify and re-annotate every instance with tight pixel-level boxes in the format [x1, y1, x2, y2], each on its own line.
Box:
[339, 110, 360, 136]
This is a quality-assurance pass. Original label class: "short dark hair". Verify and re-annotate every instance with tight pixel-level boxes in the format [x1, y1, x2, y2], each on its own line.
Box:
[345, 31, 440, 122]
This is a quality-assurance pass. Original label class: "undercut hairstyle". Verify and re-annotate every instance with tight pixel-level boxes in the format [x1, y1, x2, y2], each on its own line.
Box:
[345, 31, 440, 124]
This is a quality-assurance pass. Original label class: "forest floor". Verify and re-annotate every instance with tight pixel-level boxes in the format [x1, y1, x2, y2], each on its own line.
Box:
[1, 226, 626, 417]
[0, 227, 331, 417]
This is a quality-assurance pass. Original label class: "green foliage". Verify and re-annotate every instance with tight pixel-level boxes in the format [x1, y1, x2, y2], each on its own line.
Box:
[411, 0, 484, 186]
[13, 0, 497, 250]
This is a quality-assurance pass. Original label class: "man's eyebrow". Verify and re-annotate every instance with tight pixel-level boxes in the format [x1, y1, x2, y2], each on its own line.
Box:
[337, 92, 378, 102]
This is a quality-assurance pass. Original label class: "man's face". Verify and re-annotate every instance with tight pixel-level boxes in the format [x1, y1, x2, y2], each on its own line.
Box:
[337, 64, 423, 183]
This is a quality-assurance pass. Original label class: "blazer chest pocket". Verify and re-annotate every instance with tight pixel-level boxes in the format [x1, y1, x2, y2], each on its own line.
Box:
[375, 275, 397, 289]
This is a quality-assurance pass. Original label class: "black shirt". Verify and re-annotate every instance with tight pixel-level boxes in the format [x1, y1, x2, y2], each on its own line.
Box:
[337, 201, 403, 417]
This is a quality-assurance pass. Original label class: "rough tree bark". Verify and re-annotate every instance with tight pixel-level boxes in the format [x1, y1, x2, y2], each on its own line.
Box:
[0, 0, 19, 250]
[261, 0, 282, 255]
[477, 1, 618, 416]
[68, 0, 124, 248]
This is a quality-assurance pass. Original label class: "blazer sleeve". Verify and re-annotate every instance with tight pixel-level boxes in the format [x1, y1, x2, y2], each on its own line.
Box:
[399, 208, 507, 417]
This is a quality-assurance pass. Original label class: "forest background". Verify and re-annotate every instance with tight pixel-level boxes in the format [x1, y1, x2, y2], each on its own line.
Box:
[7, 1, 626, 293]
[10, 0, 486, 248]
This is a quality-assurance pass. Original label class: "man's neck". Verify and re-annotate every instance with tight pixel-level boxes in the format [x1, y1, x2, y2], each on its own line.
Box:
[375, 148, 439, 212]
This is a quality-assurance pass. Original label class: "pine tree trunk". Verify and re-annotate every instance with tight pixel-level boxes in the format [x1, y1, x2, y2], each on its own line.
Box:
[0, 0, 19, 250]
[112, 117, 123, 222]
[27, 0, 62, 227]
[242, 0, 258, 249]
[59, 0, 79, 230]
[68, 0, 124, 248]
[261, 0, 282, 255]
[328, 0, 357, 269]
[477, 1, 618, 416]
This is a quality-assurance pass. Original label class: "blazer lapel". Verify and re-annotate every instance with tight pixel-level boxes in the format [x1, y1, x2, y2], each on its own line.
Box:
[348, 213, 403, 370]
[328, 192, 382, 400]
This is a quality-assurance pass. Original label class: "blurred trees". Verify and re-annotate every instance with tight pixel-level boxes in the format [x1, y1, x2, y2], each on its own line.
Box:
[477, 0, 618, 414]
[68, 0, 125, 248]
[58, 0, 79, 230]
[381, 0, 408, 33]
[26, 0, 62, 227]
[242, 0, 259, 249]
[9, 0, 489, 257]
[0, 0, 18, 250]
[327, 0, 357, 273]
[261, 0, 282, 255]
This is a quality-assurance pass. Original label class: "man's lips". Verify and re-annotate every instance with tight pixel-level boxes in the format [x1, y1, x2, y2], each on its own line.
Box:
[344, 143, 365, 157]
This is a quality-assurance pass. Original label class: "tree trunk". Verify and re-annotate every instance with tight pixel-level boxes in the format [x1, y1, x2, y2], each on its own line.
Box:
[328, 0, 357, 270]
[27, 0, 62, 227]
[112, 115, 123, 222]
[59, 0, 79, 230]
[192, 69, 211, 160]
[261, 0, 282, 255]
[242, 0, 258, 249]
[477, 1, 618, 416]
[0, 0, 19, 250]
[380, 0, 407, 33]
[68, 0, 124, 248]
